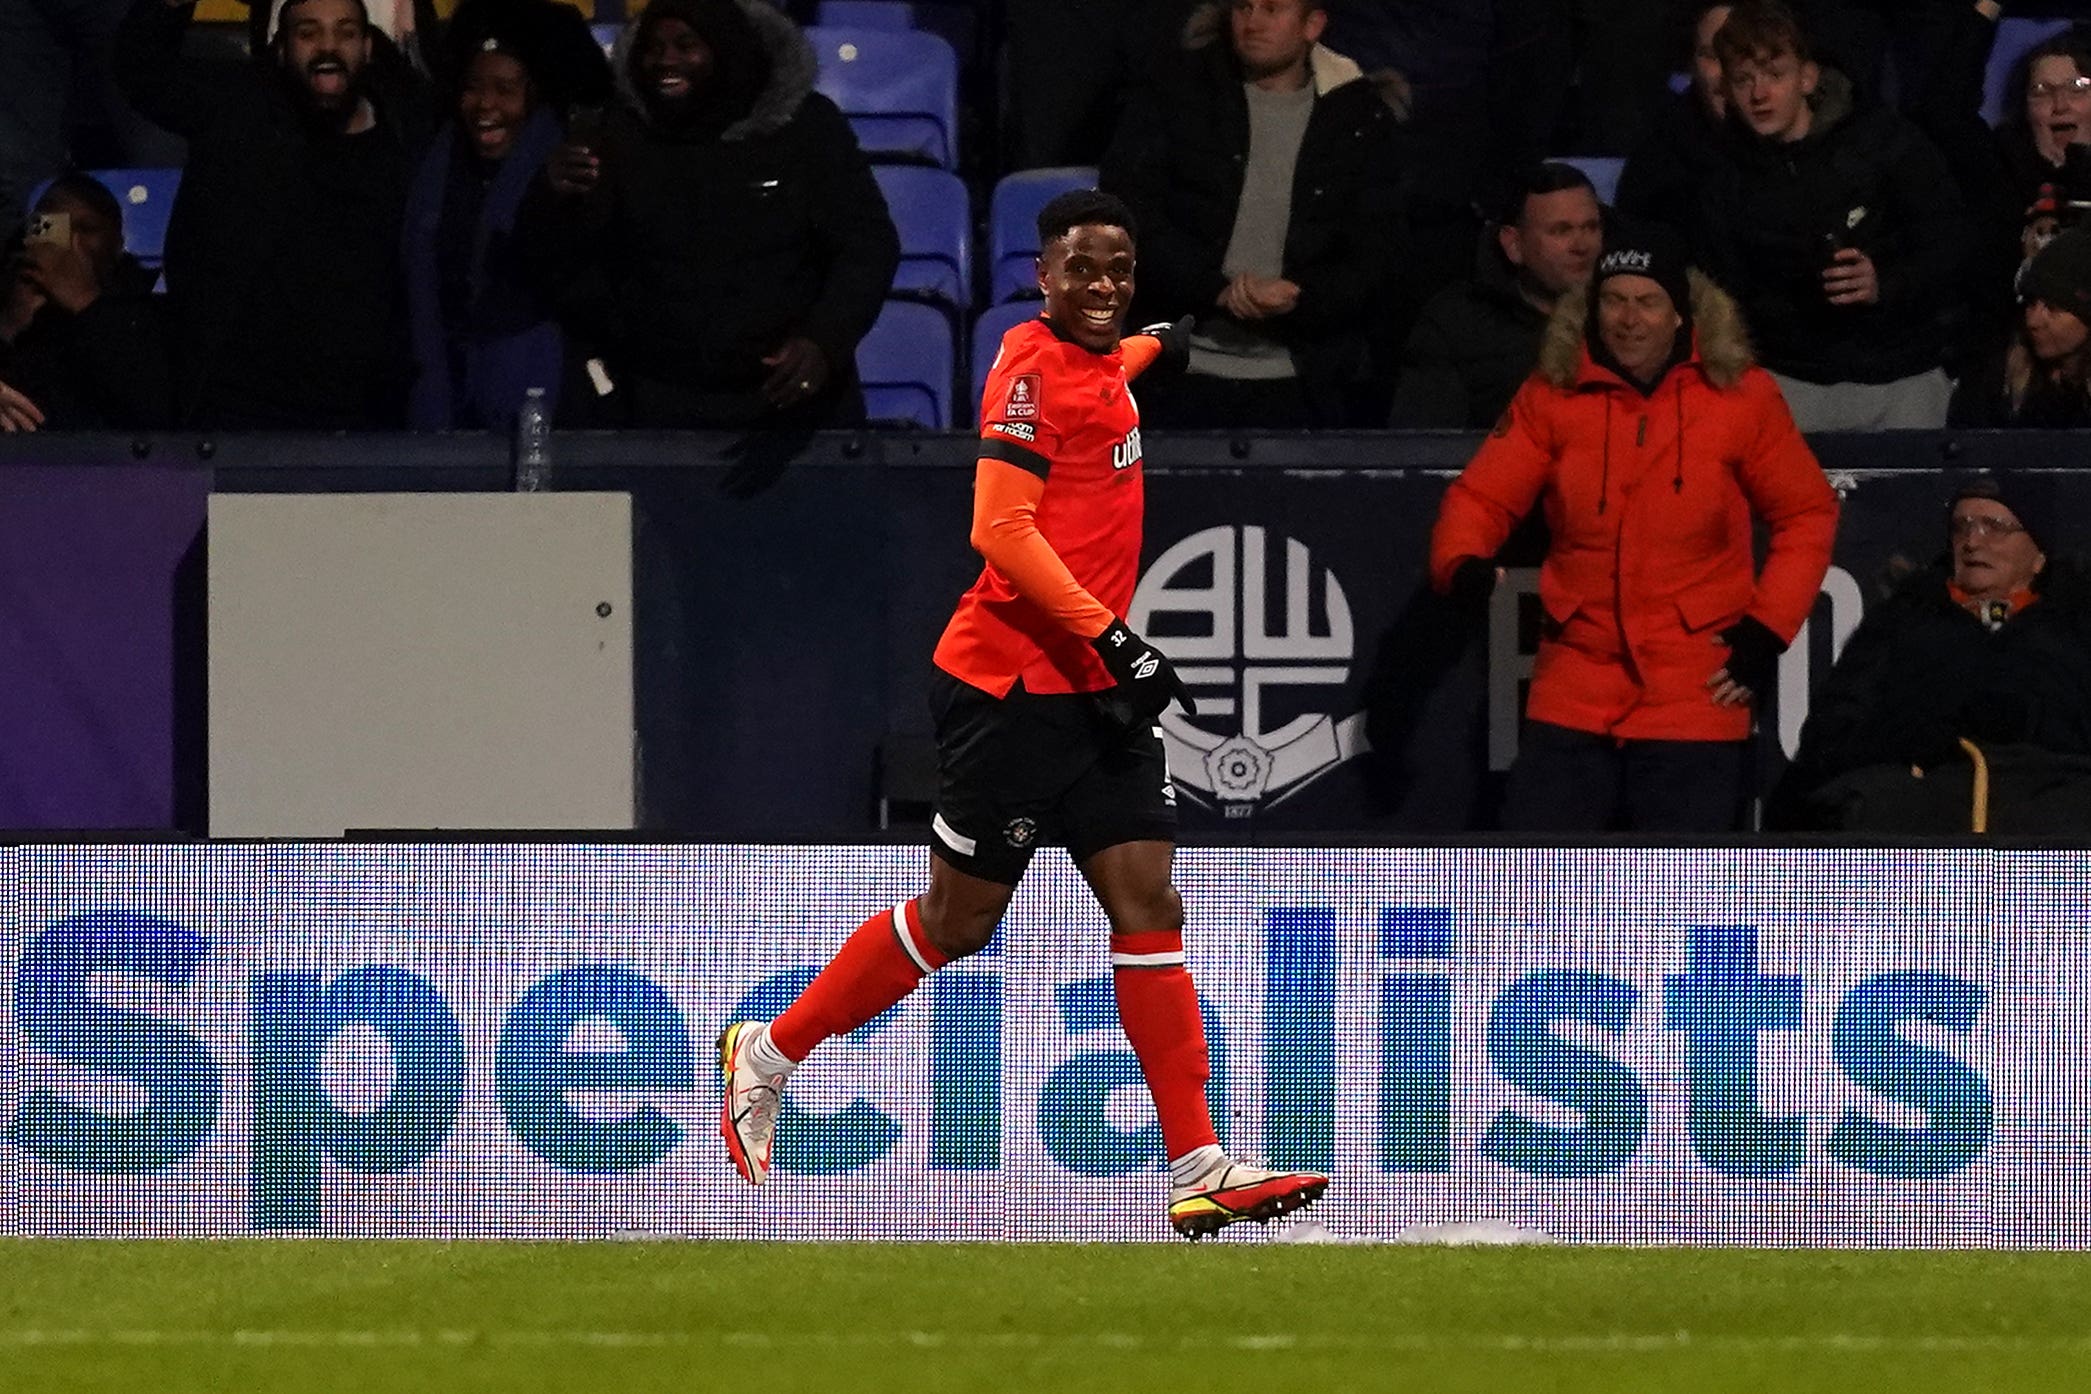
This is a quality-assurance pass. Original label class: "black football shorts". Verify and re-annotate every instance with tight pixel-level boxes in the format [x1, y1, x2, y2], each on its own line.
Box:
[927, 670, 1178, 885]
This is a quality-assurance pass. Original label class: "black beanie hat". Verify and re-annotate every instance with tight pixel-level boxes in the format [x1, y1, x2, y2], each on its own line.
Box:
[1591, 219, 1693, 323]
[1949, 472, 2058, 555]
[2020, 227, 2091, 321]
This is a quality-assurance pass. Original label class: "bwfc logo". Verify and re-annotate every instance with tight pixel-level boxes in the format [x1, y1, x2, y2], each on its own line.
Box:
[1129, 526, 1367, 817]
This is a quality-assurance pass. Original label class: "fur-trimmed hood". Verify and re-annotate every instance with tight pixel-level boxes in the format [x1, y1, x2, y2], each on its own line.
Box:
[611, 0, 817, 141]
[1538, 268, 1755, 390]
[1181, 2, 1412, 118]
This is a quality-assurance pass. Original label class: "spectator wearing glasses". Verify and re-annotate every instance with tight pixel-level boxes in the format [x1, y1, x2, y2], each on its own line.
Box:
[1694, 0, 1969, 431]
[1771, 473, 2091, 833]
[1911, 12, 2091, 361]
[1952, 227, 2091, 428]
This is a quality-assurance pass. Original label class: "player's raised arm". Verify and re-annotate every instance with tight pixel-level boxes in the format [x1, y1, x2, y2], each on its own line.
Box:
[1120, 317, 1192, 383]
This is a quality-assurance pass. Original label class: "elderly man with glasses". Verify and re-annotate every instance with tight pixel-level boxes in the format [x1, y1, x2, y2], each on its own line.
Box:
[1770, 473, 2091, 832]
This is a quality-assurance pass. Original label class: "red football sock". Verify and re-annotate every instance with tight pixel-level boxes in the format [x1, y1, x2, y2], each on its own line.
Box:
[768, 899, 949, 1063]
[1111, 929, 1220, 1159]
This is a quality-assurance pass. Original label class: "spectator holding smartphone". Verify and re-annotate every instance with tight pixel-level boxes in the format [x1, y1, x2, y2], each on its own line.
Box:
[520, 0, 898, 429]
[0, 173, 170, 428]
[401, 0, 610, 429]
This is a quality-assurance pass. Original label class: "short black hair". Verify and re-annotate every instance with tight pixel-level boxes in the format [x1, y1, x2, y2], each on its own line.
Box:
[1037, 189, 1137, 249]
[272, 0, 373, 42]
[37, 171, 123, 229]
[1496, 161, 1596, 227]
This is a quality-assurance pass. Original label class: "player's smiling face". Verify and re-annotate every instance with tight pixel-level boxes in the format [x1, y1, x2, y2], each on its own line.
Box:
[1038, 223, 1136, 352]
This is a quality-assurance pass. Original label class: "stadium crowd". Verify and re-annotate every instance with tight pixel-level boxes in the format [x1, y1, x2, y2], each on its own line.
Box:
[2, 0, 2090, 435]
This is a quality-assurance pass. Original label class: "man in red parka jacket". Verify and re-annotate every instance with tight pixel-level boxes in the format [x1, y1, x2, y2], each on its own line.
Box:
[1429, 222, 1839, 831]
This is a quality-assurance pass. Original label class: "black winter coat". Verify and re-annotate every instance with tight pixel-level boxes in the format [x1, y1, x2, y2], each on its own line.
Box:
[1947, 342, 2091, 429]
[0, 257, 170, 429]
[1100, 20, 1405, 423]
[1694, 70, 1970, 386]
[1617, 92, 1736, 258]
[521, 3, 898, 429]
[113, 0, 428, 429]
[1387, 235, 1546, 429]
[1771, 560, 2091, 827]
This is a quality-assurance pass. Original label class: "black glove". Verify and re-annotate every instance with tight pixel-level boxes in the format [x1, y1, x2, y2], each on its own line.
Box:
[1133, 317, 1194, 377]
[1091, 618, 1196, 720]
[1446, 557, 1497, 611]
[1716, 615, 1785, 694]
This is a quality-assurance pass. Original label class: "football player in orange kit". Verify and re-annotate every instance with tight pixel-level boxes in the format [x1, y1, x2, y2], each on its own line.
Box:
[719, 189, 1328, 1238]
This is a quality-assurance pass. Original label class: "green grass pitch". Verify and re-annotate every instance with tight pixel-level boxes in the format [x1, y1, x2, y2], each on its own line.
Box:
[4, 1241, 2083, 1393]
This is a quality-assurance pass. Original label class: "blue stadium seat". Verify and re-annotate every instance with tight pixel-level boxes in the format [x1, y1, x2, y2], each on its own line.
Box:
[859, 300, 954, 428]
[1553, 155, 1624, 207]
[872, 165, 971, 310]
[987, 165, 1097, 303]
[1984, 17, 2075, 126]
[25, 167, 181, 271]
[969, 301, 1042, 414]
[816, 1, 914, 29]
[805, 25, 959, 168]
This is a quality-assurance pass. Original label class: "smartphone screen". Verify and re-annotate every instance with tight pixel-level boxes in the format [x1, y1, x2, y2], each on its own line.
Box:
[26, 210, 71, 249]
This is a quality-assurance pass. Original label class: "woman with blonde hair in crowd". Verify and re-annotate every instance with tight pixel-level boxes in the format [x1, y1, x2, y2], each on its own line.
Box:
[1952, 227, 2091, 428]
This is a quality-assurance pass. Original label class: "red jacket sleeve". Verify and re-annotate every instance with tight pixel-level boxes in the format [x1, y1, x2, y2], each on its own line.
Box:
[1428, 380, 1555, 592]
[1734, 371, 1840, 642]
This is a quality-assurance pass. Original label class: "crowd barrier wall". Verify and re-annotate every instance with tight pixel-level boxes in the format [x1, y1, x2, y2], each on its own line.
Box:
[5, 841, 2083, 1244]
[3, 430, 2089, 836]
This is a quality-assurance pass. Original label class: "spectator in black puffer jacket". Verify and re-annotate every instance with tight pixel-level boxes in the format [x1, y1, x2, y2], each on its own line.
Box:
[1693, 0, 1970, 431]
[522, 0, 898, 429]
[1771, 473, 2091, 832]
[1389, 162, 1601, 429]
